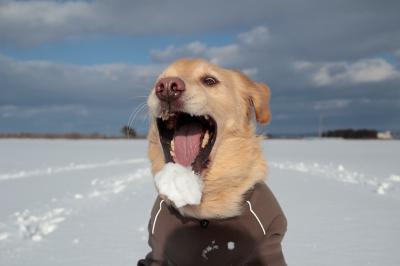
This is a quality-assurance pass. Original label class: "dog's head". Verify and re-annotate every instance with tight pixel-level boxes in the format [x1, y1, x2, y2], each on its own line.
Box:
[147, 58, 271, 218]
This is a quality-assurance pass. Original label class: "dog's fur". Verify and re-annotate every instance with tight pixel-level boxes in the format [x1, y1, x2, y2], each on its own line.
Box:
[147, 58, 271, 219]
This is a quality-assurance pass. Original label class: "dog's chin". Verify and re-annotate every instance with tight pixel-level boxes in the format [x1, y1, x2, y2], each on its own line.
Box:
[155, 111, 217, 175]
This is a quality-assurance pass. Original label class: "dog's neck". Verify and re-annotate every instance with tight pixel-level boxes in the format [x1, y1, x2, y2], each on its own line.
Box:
[178, 151, 267, 219]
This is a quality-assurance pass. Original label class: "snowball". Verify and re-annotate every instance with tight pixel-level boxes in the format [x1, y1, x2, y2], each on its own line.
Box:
[155, 163, 203, 208]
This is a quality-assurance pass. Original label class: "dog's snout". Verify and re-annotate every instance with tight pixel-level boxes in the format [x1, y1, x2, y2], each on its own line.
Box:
[155, 77, 185, 102]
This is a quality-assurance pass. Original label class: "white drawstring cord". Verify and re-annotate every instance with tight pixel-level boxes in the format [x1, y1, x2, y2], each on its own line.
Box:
[151, 200, 165, 235]
[246, 200, 266, 235]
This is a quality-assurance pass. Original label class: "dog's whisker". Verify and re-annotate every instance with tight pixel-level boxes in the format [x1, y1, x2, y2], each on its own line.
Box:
[127, 102, 147, 131]
[128, 103, 149, 138]
[126, 102, 147, 138]
[127, 102, 145, 129]
[129, 108, 150, 138]
[129, 106, 148, 131]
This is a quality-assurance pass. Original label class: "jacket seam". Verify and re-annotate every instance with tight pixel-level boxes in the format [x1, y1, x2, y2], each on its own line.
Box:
[265, 214, 286, 237]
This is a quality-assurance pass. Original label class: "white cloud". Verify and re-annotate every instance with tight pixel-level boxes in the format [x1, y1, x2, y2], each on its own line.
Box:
[0, 1, 274, 47]
[313, 99, 351, 110]
[0, 54, 163, 105]
[150, 26, 270, 68]
[0, 0, 399, 80]
[0, 0, 96, 45]
[292, 61, 313, 71]
[294, 58, 400, 86]
[347, 59, 398, 83]
[150, 41, 207, 63]
[206, 44, 240, 65]
[242, 67, 259, 77]
[0, 104, 89, 118]
[237, 26, 270, 47]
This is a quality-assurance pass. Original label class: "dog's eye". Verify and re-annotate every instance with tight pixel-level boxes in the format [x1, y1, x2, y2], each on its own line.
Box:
[201, 76, 219, 86]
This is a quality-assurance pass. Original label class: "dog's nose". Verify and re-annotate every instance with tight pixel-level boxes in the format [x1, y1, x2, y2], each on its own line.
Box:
[155, 77, 185, 102]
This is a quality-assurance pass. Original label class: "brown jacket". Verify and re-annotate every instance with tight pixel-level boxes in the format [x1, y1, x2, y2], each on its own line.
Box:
[138, 182, 287, 266]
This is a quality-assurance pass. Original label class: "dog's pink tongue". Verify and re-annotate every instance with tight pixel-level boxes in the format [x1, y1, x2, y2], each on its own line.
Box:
[174, 123, 202, 167]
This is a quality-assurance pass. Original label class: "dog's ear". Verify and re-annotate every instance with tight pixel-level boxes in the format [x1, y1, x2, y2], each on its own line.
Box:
[249, 82, 271, 124]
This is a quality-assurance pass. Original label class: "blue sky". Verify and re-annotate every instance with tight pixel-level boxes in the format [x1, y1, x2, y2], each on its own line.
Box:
[0, 0, 399, 135]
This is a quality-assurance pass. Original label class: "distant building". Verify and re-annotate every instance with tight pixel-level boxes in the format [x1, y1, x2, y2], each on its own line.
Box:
[377, 131, 393, 140]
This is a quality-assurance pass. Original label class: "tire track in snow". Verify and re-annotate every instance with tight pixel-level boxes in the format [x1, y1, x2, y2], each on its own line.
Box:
[0, 167, 151, 242]
[0, 158, 148, 181]
[15, 208, 72, 242]
[269, 161, 400, 198]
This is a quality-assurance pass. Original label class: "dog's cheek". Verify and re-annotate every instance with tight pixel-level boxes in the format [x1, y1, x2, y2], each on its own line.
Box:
[147, 93, 160, 117]
[148, 144, 165, 175]
[147, 127, 166, 175]
[183, 89, 208, 115]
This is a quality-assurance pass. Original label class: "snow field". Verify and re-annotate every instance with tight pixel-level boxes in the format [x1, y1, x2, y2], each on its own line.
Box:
[0, 139, 399, 265]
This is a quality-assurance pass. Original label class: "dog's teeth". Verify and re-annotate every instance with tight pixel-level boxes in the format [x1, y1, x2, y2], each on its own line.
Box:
[205, 115, 209, 120]
[160, 112, 168, 121]
[160, 110, 173, 121]
[170, 144, 175, 158]
[201, 130, 210, 148]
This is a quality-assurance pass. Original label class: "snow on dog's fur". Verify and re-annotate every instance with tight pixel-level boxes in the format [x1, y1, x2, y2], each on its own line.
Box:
[147, 58, 271, 219]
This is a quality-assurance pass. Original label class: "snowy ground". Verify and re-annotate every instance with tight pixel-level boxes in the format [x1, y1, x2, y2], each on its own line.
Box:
[0, 139, 399, 266]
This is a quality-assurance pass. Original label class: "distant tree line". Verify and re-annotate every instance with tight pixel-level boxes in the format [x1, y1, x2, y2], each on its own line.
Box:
[0, 125, 142, 139]
[322, 129, 377, 139]
[0, 132, 116, 139]
[121, 125, 137, 138]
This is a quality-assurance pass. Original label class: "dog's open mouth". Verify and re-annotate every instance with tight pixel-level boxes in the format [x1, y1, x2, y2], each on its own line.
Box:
[156, 112, 217, 174]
